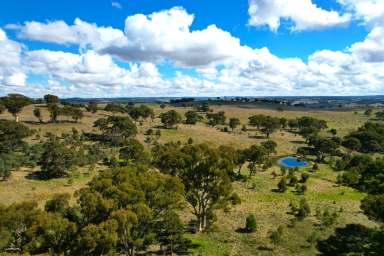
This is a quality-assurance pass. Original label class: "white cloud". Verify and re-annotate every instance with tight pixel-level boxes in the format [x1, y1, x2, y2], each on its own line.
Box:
[350, 26, 384, 62]
[111, 1, 122, 9]
[12, 8, 252, 68]
[15, 18, 124, 48]
[23, 50, 159, 87]
[0, 28, 26, 87]
[2, 6, 384, 97]
[338, 0, 384, 25]
[101, 7, 253, 67]
[248, 0, 351, 31]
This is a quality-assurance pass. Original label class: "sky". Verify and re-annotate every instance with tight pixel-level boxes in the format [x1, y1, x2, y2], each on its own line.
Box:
[0, 0, 383, 97]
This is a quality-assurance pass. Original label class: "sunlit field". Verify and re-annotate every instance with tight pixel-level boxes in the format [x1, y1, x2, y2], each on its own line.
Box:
[0, 102, 378, 255]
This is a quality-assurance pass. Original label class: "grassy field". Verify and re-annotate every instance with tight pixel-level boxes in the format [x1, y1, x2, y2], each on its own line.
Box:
[0, 103, 375, 255]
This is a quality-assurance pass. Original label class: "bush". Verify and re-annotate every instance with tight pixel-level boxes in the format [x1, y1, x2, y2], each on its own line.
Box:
[295, 198, 311, 220]
[230, 193, 242, 205]
[301, 172, 309, 183]
[295, 184, 307, 194]
[311, 163, 319, 172]
[277, 177, 287, 192]
[245, 214, 257, 232]
[270, 225, 284, 244]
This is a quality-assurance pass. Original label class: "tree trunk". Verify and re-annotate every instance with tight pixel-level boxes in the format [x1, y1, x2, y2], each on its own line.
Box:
[14, 114, 19, 122]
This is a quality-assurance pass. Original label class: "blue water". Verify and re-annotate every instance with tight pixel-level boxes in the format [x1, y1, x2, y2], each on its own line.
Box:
[278, 156, 309, 168]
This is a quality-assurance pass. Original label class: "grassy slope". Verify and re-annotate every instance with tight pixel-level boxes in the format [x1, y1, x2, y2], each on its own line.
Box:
[0, 103, 376, 255]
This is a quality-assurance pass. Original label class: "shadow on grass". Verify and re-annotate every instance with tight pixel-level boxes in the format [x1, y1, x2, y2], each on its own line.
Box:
[235, 227, 253, 233]
[25, 171, 58, 180]
[24, 121, 45, 125]
[290, 140, 306, 144]
[249, 135, 266, 139]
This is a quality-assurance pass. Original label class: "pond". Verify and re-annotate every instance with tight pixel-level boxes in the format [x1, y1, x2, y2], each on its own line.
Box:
[277, 156, 309, 168]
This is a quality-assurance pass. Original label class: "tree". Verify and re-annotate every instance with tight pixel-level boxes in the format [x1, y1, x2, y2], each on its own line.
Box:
[261, 140, 277, 157]
[62, 105, 84, 123]
[361, 195, 384, 223]
[0, 201, 43, 252]
[156, 211, 190, 255]
[245, 214, 257, 232]
[44, 94, 59, 104]
[229, 118, 240, 131]
[94, 116, 137, 142]
[39, 136, 75, 178]
[342, 137, 362, 152]
[206, 111, 226, 127]
[317, 224, 384, 255]
[0, 152, 24, 180]
[280, 117, 287, 128]
[296, 117, 328, 142]
[179, 144, 233, 232]
[244, 145, 267, 176]
[33, 108, 43, 123]
[0, 120, 33, 180]
[86, 101, 98, 113]
[160, 110, 181, 129]
[110, 209, 144, 256]
[25, 212, 76, 255]
[79, 166, 185, 255]
[0, 120, 33, 153]
[288, 119, 299, 130]
[47, 103, 60, 123]
[104, 103, 126, 114]
[73, 220, 118, 256]
[152, 142, 188, 176]
[1, 94, 32, 122]
[119, 138, 148, 165]
[342, 122, 384, 153]
[260, 116, 280, 138]
[71, 107, 84, 122]
[185, 111, 202, 125]
[45, 193, 71, 216]
[128, 105, 154, 122]
[310, 136, 339, 162]
[248, 114, 266, 130]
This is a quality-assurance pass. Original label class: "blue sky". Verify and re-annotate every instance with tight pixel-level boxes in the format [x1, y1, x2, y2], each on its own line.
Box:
[0, 0, 383, 97]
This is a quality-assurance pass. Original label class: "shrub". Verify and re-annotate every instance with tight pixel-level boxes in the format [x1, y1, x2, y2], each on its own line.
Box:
[245, 214, 257, 232]
[301, 173, 309, 183]
[230, 193, 242, 205]
[270, 225, 284, 244]
[277, 177, 287, 192]
[295, 198, 311, 220]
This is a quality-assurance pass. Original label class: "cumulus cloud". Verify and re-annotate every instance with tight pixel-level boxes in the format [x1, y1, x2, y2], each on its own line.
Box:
[0, 28, 26, 87]
[23, 50, 164, 89]
[15, 18, 124, 48]
[248, 0, 351, 31]
[102, 7, 254, 67]
[338, 0, 384, 25]
[12, 7, 252, 68]
[2, 5, 384, 97]
[350, 26, 384, 62]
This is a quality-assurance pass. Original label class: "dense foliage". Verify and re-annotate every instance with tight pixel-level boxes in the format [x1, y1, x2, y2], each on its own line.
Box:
[343, 122, 384, 153]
